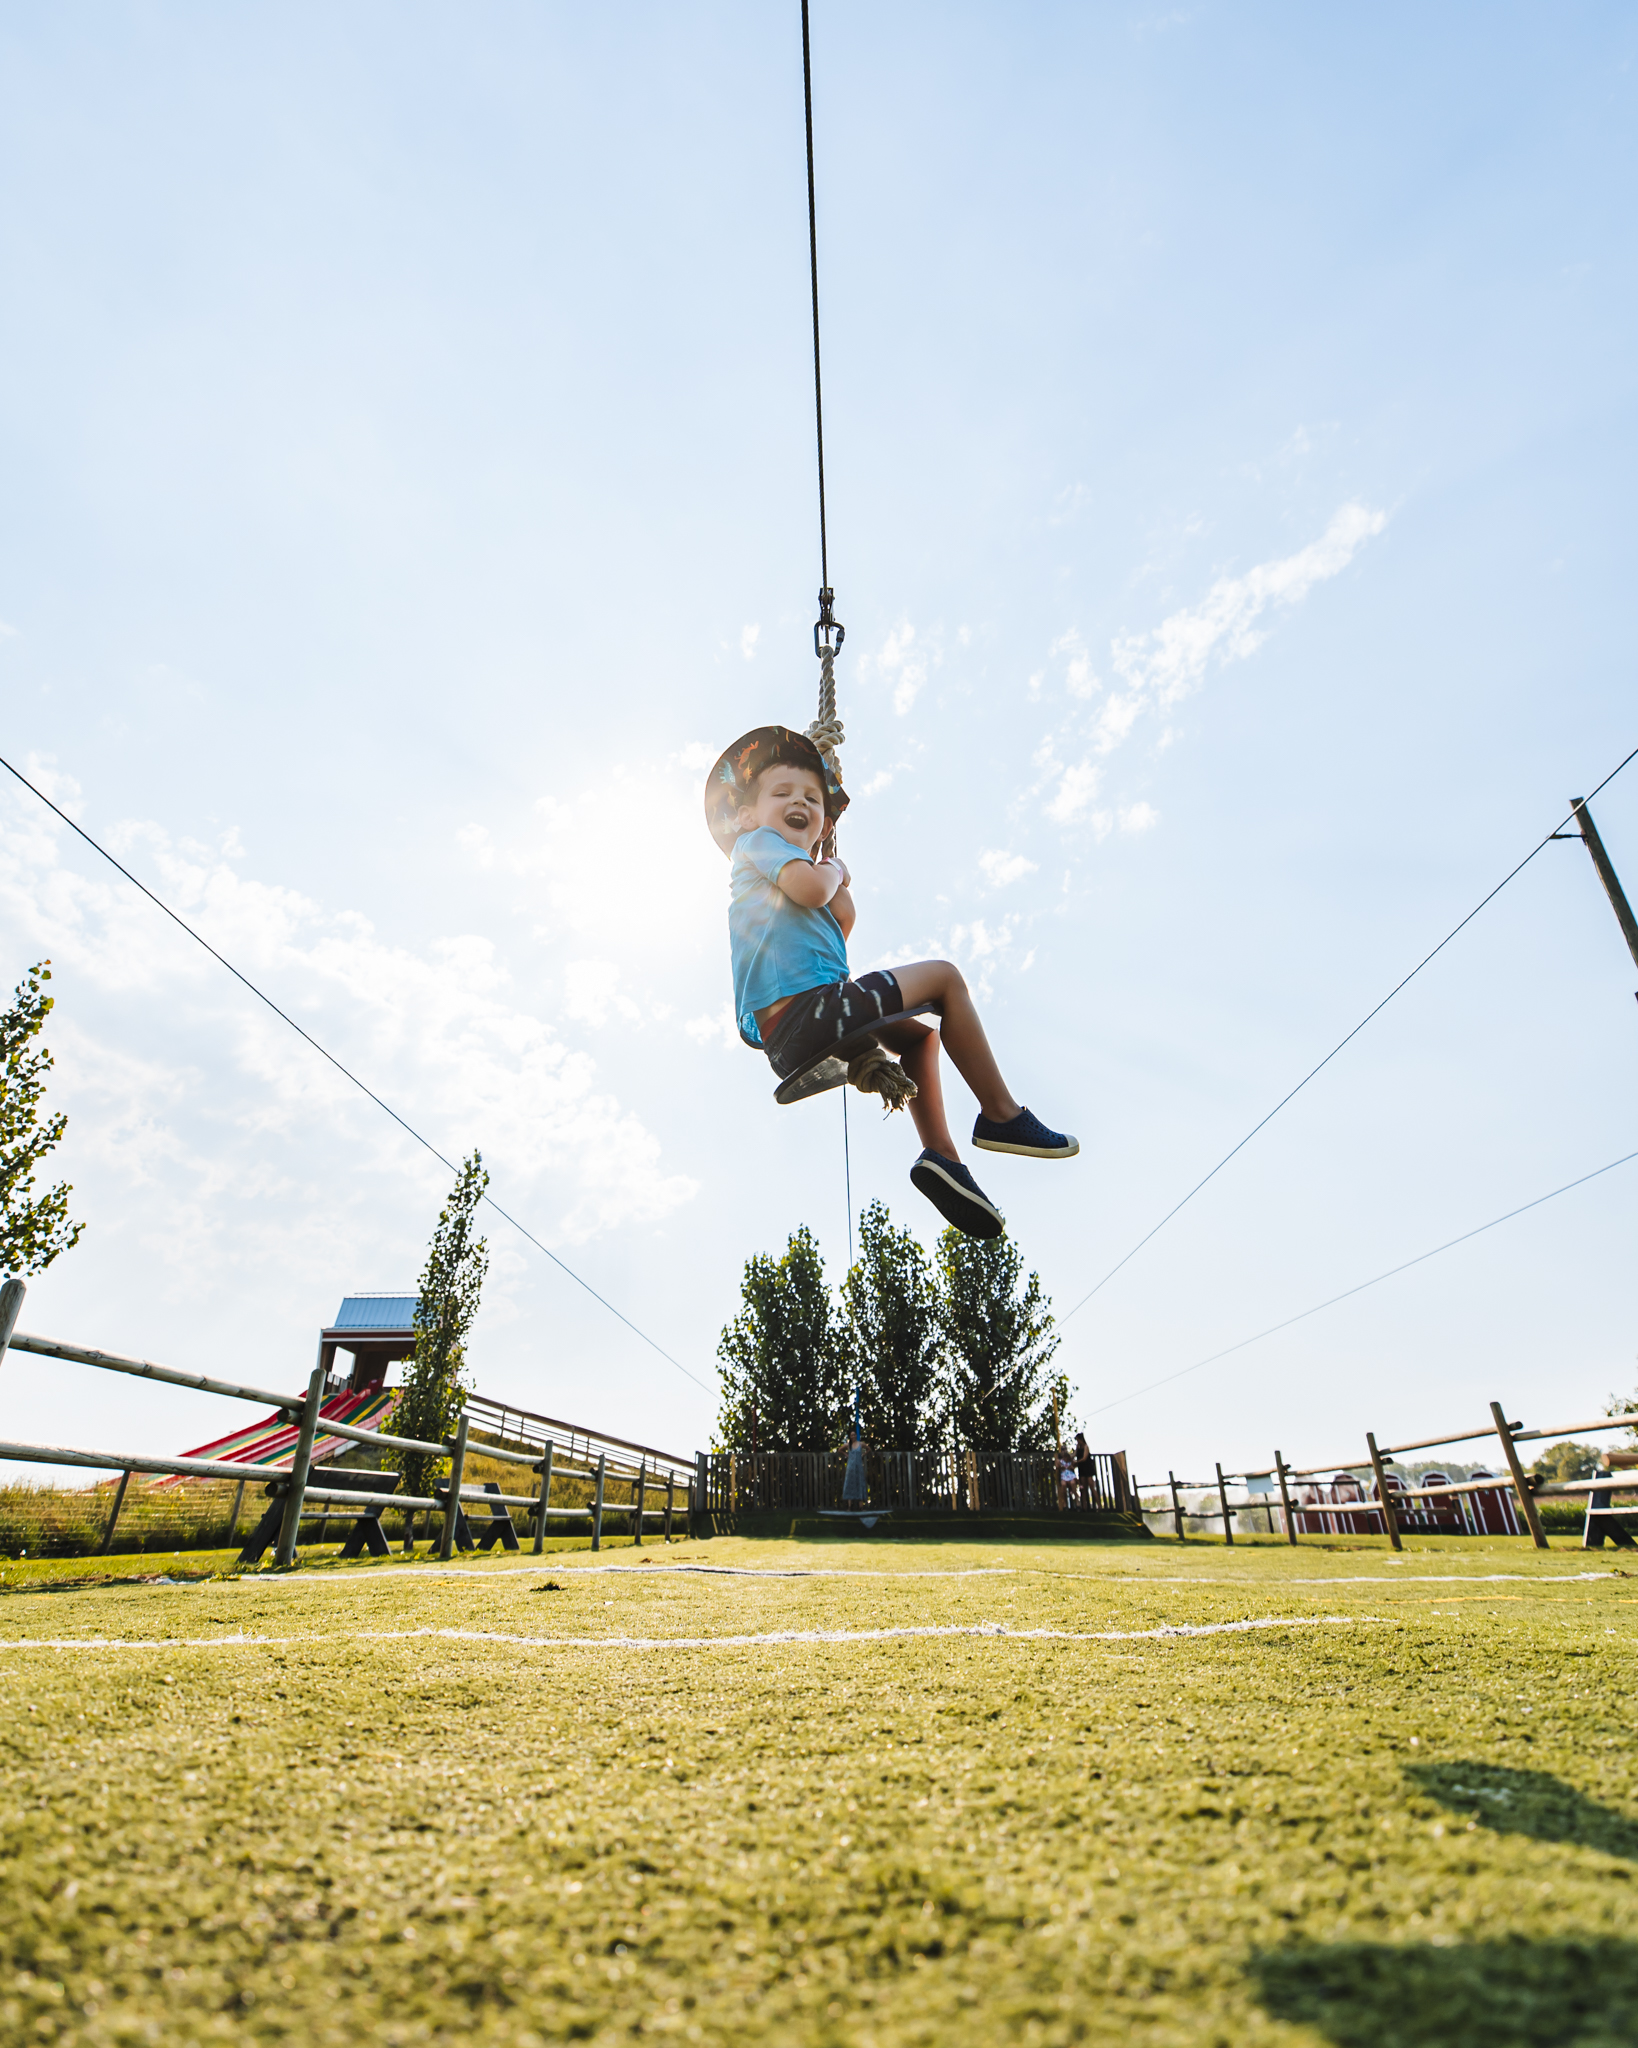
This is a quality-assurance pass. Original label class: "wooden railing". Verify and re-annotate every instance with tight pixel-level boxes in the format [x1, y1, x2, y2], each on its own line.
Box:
[463, 1393, 693, 1487]
[1140, 1399, 1638, 1550]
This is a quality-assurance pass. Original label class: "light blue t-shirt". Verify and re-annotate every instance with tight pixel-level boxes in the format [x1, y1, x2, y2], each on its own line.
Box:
[729, 826, 850, 1047]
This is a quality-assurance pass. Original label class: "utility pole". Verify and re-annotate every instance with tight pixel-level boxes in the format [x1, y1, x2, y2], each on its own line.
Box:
[1563, 797, 1638, 1000]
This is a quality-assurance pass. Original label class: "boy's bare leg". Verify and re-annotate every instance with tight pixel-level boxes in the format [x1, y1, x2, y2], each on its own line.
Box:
[875, 1017, 959, 1159]
[888, 961, 1023, 1129]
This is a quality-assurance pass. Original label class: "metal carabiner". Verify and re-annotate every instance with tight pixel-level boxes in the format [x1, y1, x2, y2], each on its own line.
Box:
[813, 585, 845, 659]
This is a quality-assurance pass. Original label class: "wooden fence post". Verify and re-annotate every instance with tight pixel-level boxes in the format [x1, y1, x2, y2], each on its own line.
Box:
[1214, 1463, 1235, 1545]
[1490, 1401, 1550, 1550]
[1364, 1432, 1402, 1552]
[1274, 1450, 1297, 1546]
[591, 1452, 606, 1552]
[1168, 1470, 1186, 1540]
[439, 1414, 470, 1561]
[274, 1365, 326, 1568]
[532, 1443, 554, 1555]
[0, 1276, 25, 1356]
[98, 1469, 132, 1555]
[634, 1459, 646, 1548]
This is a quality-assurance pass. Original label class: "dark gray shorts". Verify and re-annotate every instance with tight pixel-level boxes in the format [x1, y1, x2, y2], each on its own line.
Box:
[762, 970, 910, 1083]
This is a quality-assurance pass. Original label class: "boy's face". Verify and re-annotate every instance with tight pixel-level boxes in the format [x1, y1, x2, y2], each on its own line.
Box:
[739, 764, 828, 853]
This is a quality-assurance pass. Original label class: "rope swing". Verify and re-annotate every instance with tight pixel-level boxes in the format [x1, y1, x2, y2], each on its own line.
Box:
[798, 0, 846, 850]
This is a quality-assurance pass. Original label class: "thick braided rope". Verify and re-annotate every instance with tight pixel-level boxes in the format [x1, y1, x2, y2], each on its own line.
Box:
[807, 646, 844, 859]
[807, 648, 843, 776]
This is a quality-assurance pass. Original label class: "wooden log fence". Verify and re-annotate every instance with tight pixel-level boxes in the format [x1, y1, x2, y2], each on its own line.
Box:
[0, 1282, 696, 1565]
[1141, 1400, 1638, 1548]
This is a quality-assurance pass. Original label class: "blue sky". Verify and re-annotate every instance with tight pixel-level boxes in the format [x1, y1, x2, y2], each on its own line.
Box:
[2, 2, 1635, 1486]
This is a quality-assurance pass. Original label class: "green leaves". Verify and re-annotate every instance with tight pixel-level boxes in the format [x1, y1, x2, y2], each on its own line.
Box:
[718, 1204, 1062, 1455]
[389, 1151, 489, 1497]
[843, 1203, 944, 1458]
[716, 1225, 849, 1453]
[0, 960, 84, 1280]
[936, 1232, 1060, 1455]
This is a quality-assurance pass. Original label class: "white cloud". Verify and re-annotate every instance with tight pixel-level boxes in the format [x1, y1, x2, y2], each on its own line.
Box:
[1110, 500, 1385, 710]
[859, 770, 894, 798]
[875, 621, 929, 716]
[947, 914, 1021, 1002]
[979, 848, 1039, 888]
[1118, 802, 1159, 833]
[0, 793, 699, 1249]
[563, 959, 642, 1028]
[676, 740, 717, 774]
[740, 623, 760, 661]
[1046, 759, 1101, 824]
[1051, 629, 1098, 699]
[1029, 502, 1384, 824]
[685, 1005, 740, 1050]
[22, 752, 82, 816]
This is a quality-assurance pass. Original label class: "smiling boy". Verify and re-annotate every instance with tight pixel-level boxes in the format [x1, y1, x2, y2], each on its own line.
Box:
[705, 724, 1077, 1241]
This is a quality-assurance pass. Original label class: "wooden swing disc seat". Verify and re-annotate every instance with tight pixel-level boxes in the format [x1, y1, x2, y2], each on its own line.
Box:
[771, 1000, 943, 1106]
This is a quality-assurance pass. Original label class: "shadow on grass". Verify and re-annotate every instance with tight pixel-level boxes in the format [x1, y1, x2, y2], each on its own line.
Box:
[1252, 1938, 1638, 2045]
[1408, 1761, 1638, 1862]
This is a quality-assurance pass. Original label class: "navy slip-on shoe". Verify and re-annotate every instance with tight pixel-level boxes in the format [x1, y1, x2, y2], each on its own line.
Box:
[971, 1106, 1079, 1159]
[910, 1151, 1006, 1240]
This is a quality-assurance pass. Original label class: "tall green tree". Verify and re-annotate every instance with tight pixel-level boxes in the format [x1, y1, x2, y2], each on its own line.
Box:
[389, 1151, 489, 1499]
[717, 1224, 848, 1451]
[1, 961, 84, 1278]
[937, 1228, 1060, 1451]
[1530, 1441, 1600, 1485]
[842, 1200, 944, 1456]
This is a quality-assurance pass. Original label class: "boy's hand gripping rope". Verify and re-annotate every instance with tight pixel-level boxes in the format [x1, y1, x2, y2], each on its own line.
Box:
[806, 588, 916, 1116]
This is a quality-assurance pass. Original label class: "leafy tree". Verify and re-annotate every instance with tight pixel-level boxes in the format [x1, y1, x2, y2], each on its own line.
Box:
[389, 1151, 488, 1499]
[1045, 1370, 1074, 1449]
[1, 961, 84, 1278]
[842, 1200, 944, 1456]
[716, 1224, 849, 1452]
[1530, 1442, 1601, 1485]
[937, 1228, 1060, 1451]
[1609, 1381, 1638, 1449]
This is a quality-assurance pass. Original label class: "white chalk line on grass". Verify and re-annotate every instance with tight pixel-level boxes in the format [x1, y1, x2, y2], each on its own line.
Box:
[229, 1563, 1017, 1588]
[365, 1615, 1381, 1650]
[0, 1615, 1384, 1654]
[1147, 1572, 1620, 1587]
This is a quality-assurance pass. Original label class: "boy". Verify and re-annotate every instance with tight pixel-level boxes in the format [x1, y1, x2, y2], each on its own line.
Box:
[705, 725, 1077, 1240]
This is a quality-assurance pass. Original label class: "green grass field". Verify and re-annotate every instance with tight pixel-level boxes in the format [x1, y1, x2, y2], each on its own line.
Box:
[1, 1530, 1634, 2046]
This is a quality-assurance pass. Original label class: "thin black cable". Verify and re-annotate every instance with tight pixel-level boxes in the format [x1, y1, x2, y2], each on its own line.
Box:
[1087, 1144, 1638, 1418]
[800, 0, 829, 592]
[1063, 740, 1638, 1324]
[842, 1086, 853, 1269]
[0, 752, 711, 1393]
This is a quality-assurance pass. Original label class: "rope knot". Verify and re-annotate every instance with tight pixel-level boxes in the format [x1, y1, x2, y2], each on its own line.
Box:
[846, 1043, 918, 1112]
[806, 713, 846, 761]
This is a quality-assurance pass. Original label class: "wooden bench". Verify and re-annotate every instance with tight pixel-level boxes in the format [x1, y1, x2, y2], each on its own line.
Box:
[238, 1467, 402, 1564]
[432, 1479, 522, 1553]
[1584, 1454, 1638, 1549]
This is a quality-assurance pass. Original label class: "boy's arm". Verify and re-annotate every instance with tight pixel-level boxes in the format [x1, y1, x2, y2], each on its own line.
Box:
[829, 878, 856, 942]
[776, 854, 846, 910]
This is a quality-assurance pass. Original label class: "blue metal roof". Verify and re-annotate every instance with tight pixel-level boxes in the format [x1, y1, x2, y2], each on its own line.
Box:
[332, 1293, 418, 1331]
